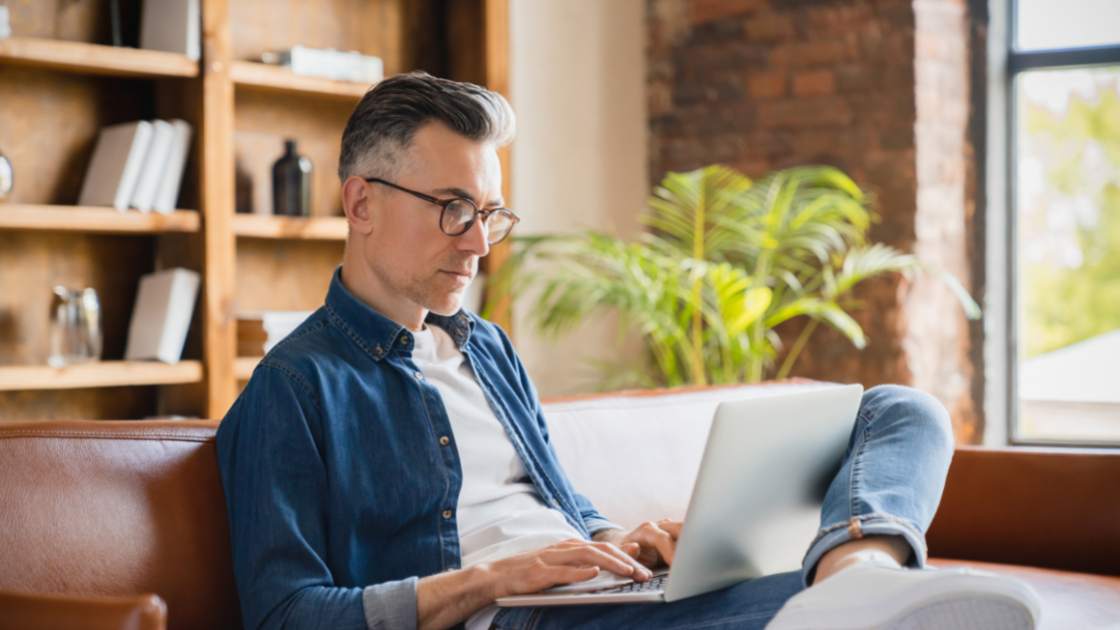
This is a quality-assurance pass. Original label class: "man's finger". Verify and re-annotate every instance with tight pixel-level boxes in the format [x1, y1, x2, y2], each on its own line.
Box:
[629, 524, 677, 567]
[542, 564, 600, 589]
[650, 528, 676, 566]
[509, 563, 599, 596]
[547, 545, 650, 580]
[658, 520, 683, 538]
[594, 542, 653, 580]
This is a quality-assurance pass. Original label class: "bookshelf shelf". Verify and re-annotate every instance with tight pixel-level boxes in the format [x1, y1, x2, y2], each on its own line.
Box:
[230, 61, 371, 100]
[234, 357, 261, 381]
[0, 205, 201, 234]
[232, 214, 349, 240]
[0, 361, 204, 392]
[0, 37, 198, 78]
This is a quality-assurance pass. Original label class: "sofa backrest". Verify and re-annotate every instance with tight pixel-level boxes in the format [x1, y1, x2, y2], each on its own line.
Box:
[0, 420, 240, 630]
[926, 446, 1120, 577]
[541, 380, 833, 531]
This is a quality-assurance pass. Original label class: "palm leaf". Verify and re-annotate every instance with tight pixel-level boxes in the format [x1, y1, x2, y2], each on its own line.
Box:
[485, 163, 980, 387]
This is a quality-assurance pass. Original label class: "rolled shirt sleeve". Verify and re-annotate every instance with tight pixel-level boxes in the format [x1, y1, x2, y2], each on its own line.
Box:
[584, 516, 626, 538]
[362, 577, 419, 630]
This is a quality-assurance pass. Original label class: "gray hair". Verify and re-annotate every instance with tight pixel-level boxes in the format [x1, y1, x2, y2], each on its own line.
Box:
[338, 71, 516, 183]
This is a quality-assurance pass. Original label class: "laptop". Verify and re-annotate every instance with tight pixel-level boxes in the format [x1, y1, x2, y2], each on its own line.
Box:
[496, 384, 864, 607]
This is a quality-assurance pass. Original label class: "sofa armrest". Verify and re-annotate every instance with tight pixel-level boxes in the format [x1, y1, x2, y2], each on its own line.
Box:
[0, 590, 166, 630]
[926, 446, 1120, 577]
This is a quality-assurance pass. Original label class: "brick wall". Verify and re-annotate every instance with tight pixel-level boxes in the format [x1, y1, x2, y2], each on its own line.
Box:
[911, 0, 978, 441]
[648, 0, 981, 441]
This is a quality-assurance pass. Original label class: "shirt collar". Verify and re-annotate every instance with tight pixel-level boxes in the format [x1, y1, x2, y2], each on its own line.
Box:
[324, 266, 475, 361]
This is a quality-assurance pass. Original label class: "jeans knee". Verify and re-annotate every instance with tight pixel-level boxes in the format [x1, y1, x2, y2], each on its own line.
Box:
[863, 385, 955, 454]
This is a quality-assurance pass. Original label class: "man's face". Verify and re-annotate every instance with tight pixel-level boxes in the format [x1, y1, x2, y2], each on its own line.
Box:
[358, 122, 503, 318]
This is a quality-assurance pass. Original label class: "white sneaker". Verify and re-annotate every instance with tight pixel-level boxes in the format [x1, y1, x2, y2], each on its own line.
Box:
[765, 562, 1041, 630]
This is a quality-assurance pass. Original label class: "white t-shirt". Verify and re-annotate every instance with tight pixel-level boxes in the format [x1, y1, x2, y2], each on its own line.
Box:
[410, 325, 583, 630]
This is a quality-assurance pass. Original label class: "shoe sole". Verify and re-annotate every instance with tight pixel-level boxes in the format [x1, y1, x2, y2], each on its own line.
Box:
[765, 568, 1040, 630]
[887, 596, 1035, 630]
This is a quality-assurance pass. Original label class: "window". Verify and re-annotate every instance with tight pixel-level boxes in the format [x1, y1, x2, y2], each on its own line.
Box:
[1008, 0, 1120, 444]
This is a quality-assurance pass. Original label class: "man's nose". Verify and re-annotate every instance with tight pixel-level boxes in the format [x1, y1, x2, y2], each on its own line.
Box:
[457, 216, 490, 256]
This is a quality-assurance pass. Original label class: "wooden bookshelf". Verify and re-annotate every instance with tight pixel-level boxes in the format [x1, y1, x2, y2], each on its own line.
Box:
[232, 214, 348, 240]
[230, 61, 371, 100]
[234, 356, 260, 381]
[0, 37, 198, 78]
[0, 0, 510, 421]
[0, 205, 200, 234]
[0, 361, 204, 392]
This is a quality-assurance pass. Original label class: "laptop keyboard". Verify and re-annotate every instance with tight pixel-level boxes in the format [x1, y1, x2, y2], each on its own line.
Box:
[593, 573, 668, 594]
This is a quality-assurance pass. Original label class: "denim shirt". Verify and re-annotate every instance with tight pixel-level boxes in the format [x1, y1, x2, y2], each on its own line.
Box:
[216, 267, 619, 630]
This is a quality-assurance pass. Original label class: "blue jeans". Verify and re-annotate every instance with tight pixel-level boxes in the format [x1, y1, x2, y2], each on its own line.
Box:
[490, 385, 955, 630]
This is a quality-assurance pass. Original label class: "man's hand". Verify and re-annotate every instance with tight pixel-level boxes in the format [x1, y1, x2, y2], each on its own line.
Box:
[416, 538, 652, 630]
[478, 538, 653, 600]
[593, 519, 683, 568]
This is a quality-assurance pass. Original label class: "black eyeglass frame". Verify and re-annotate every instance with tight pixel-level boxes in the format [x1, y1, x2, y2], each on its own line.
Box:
[364, 177, 520, 244]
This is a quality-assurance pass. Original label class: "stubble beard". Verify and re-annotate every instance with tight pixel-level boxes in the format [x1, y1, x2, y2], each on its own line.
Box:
[373, 252, 476, 317]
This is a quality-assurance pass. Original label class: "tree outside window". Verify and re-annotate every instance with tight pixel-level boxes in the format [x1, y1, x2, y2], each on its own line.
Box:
[1012, 0, 1120, 443]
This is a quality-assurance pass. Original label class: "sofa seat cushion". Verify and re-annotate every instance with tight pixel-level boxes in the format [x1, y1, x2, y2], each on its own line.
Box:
[929, 559, 1120, 630]
[0, 590, 167, 630]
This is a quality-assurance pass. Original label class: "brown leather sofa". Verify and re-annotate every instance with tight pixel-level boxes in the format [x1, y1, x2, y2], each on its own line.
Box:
[1, 417, 1118, 629]
[0, 421, 239, 630]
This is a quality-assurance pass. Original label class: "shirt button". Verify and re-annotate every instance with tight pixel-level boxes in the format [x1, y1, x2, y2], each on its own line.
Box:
[414, 372, 423, 380]
[442, 509, 452, 519]
[401, 336, 410, 345]
[439, 436, 450, 446]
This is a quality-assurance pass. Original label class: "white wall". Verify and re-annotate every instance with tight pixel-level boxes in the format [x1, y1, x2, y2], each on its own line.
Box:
[508, 0, 647, 397]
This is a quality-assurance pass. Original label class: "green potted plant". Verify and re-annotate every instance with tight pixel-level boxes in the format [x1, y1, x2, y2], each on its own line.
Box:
[484, 165, 980, 390]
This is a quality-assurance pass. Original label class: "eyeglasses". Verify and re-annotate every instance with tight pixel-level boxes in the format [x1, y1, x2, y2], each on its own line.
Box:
[365, 178, 520, 245]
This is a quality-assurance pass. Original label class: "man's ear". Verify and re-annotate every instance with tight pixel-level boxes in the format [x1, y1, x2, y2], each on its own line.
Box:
[342, 176, 375, 235]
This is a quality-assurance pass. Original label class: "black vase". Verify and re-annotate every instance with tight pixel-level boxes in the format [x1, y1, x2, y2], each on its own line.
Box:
[272, 139, 312, 217]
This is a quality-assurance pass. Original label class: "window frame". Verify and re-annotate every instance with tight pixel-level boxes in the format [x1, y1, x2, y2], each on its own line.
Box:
[997, 0, 1120, 447]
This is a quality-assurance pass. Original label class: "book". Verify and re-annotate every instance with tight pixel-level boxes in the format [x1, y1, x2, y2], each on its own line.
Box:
[78, 121, 153, 212]
[130, 119, 175, 214]
[262, 46, 383, 84]
[124, 268, 201, 365]
[0, 6, 11, 40]
[140, 0, 200, 61]
[236, 311, 313, 356]
[236, 317, 269, 357]
[153, 119, 192, 215]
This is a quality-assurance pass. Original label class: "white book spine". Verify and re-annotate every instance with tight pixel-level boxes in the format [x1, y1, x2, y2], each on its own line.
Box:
[113, 121, 154, 212]
[76, 129, 112, 208]
[153, 119, 193, 215]
[186, 0, 200, 61]
[158, 269, 200, 364]
[124, 268, 201, 365]
[287, 46, 384, 83]
[140, 0, 201, 61]
[131, 120, 175, 214]
[261, 311, 314, 353]
[79, 121, 154, 211]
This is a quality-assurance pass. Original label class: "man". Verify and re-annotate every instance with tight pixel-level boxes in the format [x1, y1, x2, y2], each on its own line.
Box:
[217, 72, 1039, 630]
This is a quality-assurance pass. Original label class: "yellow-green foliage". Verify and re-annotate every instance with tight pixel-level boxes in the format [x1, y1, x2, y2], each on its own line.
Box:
[486, 165, 979, 389]
[1021, 78, 1120, 358]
